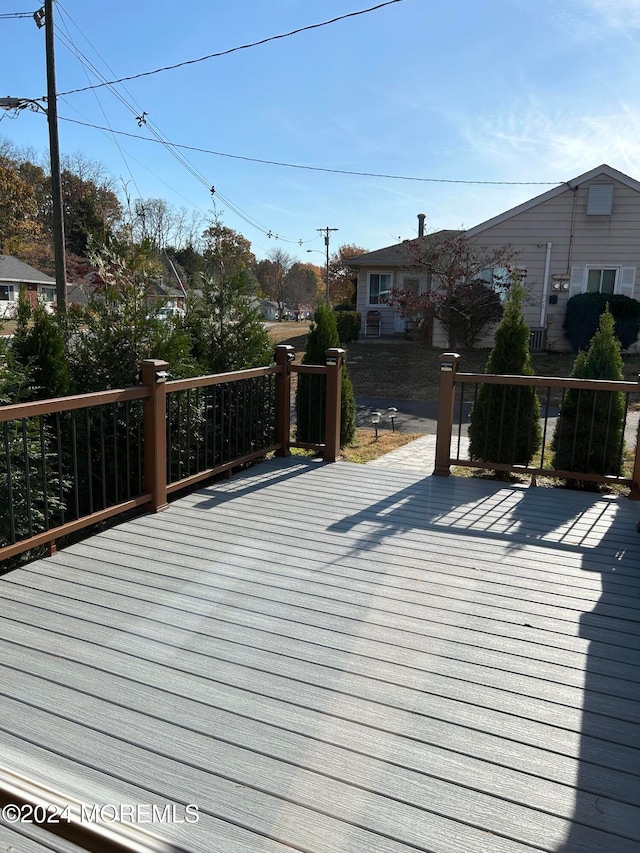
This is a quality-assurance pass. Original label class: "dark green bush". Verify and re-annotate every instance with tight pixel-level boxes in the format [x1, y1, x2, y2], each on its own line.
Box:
[468, 283, 541, 466]
[296, 303, 356, 447]
[12, 294, 70, 400]
[335, 310, 361, 343]
[564, 292, 640, 352]
[551, 308, 625, 480]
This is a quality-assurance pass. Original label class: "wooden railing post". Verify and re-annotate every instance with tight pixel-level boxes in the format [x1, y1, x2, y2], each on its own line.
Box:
[275, 345, 294, 457]
[324, 347, 345, 462]
[141, 359, 169, 512]
[433, 352, 460, 477]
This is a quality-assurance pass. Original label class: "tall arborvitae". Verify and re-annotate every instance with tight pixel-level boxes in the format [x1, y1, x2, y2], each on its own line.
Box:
[551, 307, 625, 481]
[296, 302, 356, 447]
[468, 280, 541, 466]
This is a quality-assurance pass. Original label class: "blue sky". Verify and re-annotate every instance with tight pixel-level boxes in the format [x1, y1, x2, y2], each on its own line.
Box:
[2, 0, 640, 262]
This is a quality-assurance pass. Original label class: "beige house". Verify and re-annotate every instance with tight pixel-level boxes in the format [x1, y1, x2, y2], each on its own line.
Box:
[350, 164, 640, 351]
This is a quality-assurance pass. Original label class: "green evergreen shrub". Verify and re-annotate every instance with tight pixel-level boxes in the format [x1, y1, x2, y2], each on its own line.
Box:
[551, 308, 625, 480]
[0, 350, 68, 555]
[11, 293, 70, 399]
[468, 282, 541, 466]
[564, 292, 640, 352]
[296, 302, 356, 447]
[335, 310, 361, 343]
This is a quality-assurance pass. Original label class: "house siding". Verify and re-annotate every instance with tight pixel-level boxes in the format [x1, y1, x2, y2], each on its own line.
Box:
[467, 176, 640, 351]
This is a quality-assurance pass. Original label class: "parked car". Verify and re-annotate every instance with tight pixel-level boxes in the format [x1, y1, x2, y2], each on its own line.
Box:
[147, 306, 185, 321]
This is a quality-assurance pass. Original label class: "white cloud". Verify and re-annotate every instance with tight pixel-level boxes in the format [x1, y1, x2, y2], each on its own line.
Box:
[457, 102, 640, 180]
[578, 0, 640, 29]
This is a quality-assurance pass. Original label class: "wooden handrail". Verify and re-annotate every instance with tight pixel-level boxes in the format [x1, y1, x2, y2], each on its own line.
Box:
[456, 371, 640, 393]
[0, 386, 149, 423]
[166, 364, 280, 392]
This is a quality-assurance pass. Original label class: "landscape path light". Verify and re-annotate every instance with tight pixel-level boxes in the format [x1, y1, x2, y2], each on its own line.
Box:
[371, 411, 381, 440]
[387, 407, 398, 432]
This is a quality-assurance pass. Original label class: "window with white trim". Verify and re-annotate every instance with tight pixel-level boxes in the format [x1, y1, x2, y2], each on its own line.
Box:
[569, 266, 636, 298]
[586, 268, 616, 294]
[367, 272, 392, 305]
[0, 285, 14, 301]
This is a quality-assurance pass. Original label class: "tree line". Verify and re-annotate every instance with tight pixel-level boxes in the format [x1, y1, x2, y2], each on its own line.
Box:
[0, 137, 364, 313]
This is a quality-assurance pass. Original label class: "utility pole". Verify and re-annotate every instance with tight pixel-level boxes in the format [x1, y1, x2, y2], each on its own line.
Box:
[44, 0, 67, 314]
[317, 226, 338, 303]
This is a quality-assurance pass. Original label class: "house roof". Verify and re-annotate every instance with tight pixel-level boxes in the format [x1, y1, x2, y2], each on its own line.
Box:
[348, 165, 640, 268]
[0, 255, 55, 285]
[466, 163, 640, 237]
[346, 230, 462, 267]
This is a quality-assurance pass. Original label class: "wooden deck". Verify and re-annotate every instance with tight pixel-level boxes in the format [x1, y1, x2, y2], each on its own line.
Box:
[1, 456, 640, 852]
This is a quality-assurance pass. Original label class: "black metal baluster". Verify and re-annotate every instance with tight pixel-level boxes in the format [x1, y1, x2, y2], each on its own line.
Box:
[39, 416, 49, 531]
[70, 412, 79, 518]
[112, 403, 119, 503]
[56, 412, 65, 524]
[4, 422, 15, 544]
[21, 419, 33, 538]
[85, 408, 93, 515]
[125, 401, 131, 500]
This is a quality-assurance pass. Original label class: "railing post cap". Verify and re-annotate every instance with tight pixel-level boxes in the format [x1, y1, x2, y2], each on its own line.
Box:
[140, 358, 169, 368]
[274, 344, 295, 364]
[325, 347, 345, 366]
[440, 352, 460, 371]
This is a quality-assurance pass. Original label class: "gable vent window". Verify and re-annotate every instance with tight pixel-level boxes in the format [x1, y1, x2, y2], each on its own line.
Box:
[587, 184, 614, 215]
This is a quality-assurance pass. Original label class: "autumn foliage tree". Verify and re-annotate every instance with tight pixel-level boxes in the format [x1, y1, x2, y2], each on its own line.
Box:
[0, 159, 42, 256]
[391, 232, 513, 349]
[328, 244, 367, 305]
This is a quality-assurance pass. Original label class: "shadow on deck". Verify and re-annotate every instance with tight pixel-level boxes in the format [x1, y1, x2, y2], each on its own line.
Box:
[1, 456, 639, 852]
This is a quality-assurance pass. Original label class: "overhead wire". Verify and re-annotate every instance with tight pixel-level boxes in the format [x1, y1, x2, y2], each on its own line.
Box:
[55, 9, 145, 203]
[57, 1, 406, 97]
[56, 117, 563, 187]
[54, 3, 315, 244]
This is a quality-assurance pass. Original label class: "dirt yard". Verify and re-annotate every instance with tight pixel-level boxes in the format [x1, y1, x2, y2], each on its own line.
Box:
[268, 324, 640, 401]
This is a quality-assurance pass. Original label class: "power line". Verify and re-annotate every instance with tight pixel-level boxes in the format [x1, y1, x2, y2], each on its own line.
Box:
[57, 116, 563, 187]
[57, 1, 407, 96]
[0, 12, 34, 19]
[52, 5, 315, 245]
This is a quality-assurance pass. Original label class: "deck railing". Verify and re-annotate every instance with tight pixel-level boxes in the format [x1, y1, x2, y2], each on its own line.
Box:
[434, 352, 640, 498]
[0, 345, 344, 561]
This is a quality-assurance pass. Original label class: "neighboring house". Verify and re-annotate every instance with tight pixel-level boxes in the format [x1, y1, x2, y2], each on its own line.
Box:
[0, 255, 57, 318]
[148, 281, 185, 310]
[259, 299, 280, 321]
[349, 164, 640, 351]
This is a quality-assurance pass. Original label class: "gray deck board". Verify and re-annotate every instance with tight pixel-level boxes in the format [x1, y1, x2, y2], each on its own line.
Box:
[2, 457, 640, 851]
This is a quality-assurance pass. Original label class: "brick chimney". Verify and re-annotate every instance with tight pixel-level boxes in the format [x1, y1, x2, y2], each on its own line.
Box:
[417, 213, 426, 237]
